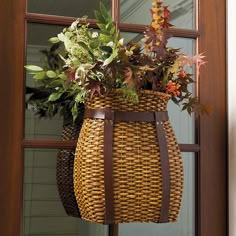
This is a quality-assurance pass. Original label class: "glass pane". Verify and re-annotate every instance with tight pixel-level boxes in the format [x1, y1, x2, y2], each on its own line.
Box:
[120, 32, 196, 144]
[119, 153, 195, 236]
[120, 0, 195, 29]
[27, 0, 111, 18]
[167, 37, 195, 144]
[23, 149, 107, 236]
[25, 23, 65, 140]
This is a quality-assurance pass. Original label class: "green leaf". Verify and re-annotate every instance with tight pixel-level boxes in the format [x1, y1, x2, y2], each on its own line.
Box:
[48, 37, 60, 44]
[48, 92, 63, 102]
[100, 2, 109, 19]
[100, 34, 112, 43]
[58, 73, 67, 80]
[97, 23, 108, 33]
[75, 93, 83, 103]
[110, 26, 115, 35]
[106, 22, 113, 31]
[78, 42, 94, 58]
[71, 103, 78, 122]
[33, 71, 46, 80]
[46, 70, 57, 78]
[98, 22, 115, 36]
[89, 40, 100, 49]
[103, 48, 118, 66]
[94, 10, 106, 24]
[49, 79, 63, 87]
[25, 65, 43, 72]
[100, 45, 113, 54]
[77, 41, 90, 51]
[121, 87, 139, 104]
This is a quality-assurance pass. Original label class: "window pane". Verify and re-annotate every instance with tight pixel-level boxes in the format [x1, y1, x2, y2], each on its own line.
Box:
[27, 0, 111, 18]
[26, 23, 65, 140]
[119, 153, 195, 236]
[23, 149, 107, 236]
[120, 0, 195, 29]
[167, 37, 195, 145]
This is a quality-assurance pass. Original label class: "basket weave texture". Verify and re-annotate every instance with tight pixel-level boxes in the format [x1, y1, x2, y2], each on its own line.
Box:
[56, 109, 84, 217]
[74, 90, 183, 224]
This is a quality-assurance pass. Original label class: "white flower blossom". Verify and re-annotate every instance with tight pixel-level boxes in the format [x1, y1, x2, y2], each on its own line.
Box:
[125, 50, 133, 56]
[92, 32, 99, 38]
[75, 63, 95, 80]
[118, 38, 124, 47]
[70, 20, 79, 30]
[57, 33, 65, 42]
[107, 41, 114, 47]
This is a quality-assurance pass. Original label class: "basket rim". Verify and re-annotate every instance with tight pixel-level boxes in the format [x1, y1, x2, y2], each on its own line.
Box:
[87, 89, 171, 101]
[136, 89, 171, 99]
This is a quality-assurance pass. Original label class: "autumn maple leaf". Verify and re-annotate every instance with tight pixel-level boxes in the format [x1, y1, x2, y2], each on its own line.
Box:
[163, 6, 173, 28]
[163, 6, 171, 19]
[87, 80, 101, 99]
[191, 53, 207, 73]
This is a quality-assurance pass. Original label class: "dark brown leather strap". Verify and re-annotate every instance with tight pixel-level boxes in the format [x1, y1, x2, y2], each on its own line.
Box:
[154, 111, 170, 223]
[85, 109, 168, 122]
[104, 110, 115, 224]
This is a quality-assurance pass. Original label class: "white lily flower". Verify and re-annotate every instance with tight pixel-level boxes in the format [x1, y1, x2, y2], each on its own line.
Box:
[92, 32, 99, 38]
[70, 20, 78, 30]
[75, 67, 86, 80]
[107, 41, 114, 47]
[75, 63, 95, 79]
[125, 50, 133, 56]
[118, 38, 124, 47]
[57, 33, 65, 42]
[64, 38, 72, 52]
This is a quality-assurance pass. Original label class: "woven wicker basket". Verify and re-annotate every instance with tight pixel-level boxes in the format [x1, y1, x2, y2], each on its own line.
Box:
[74, 90, 183, 224]
[56, 107, 84, 217]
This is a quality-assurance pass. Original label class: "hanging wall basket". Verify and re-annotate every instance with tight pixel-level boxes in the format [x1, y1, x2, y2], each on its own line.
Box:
[56, 107, 84, 218]
[73, 90, 183, 224]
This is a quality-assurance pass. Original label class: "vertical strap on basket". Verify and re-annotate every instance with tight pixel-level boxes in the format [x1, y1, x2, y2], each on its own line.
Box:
[154, 112, 170, 223]
[104, 110, 115, 224]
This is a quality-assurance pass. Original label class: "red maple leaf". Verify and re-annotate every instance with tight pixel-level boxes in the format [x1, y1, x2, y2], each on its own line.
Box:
[163, 6, 173, 28]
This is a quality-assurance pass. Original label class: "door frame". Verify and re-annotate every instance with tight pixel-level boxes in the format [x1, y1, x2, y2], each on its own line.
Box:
[228, 0, 235, 236]
[198, 0, 227, 235]
[0, 0, 227, 235]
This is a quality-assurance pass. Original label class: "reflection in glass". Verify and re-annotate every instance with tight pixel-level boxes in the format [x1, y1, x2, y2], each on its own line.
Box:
[120, 0, 194, 29]
[23, 149, 107, 236]
[25, 24, 66, 140]
[119, 153, 195, 236]
[27, 0, 110, 18]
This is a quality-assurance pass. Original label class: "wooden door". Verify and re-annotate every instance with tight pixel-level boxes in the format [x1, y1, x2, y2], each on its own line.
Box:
[0, 0, 227, 235]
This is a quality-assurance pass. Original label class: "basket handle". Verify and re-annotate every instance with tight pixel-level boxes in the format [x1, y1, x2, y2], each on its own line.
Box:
[104, 110, 115, 224]
[154, 112, 170, 223]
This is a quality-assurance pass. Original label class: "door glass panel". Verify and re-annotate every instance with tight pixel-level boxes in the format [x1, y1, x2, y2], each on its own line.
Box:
[120, 32, 196, 144]
[119, 153, 195, 236]
[167, 37, 195, 145]
[120, 0, 195, 29]
[27, 0, 111, 18]
[25, 23, 65, 140]
[23, 149, 107, 236]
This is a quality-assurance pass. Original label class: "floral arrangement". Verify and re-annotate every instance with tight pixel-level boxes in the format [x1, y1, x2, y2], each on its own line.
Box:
[25, 0, 206, 122]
